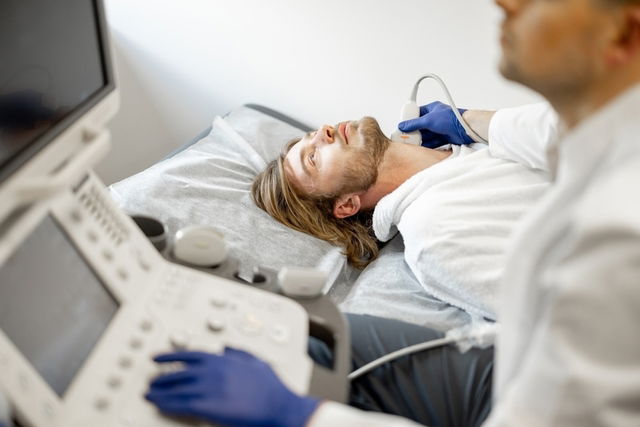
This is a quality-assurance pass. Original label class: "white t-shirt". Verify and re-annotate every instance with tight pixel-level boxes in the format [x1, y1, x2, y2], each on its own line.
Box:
[373, 142, 549, 320]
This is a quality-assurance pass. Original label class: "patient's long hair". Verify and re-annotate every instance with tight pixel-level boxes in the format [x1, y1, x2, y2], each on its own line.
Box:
[251, 138, 380, 269]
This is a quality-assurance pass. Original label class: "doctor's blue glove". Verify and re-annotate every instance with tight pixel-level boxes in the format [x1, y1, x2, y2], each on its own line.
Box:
[145, 348, 320, 427]
[398, 101, 474, 148]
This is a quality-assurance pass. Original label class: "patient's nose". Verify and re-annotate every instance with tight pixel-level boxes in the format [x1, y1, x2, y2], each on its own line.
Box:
[495, 0, 519, 15]
[318, 125, 335, 144]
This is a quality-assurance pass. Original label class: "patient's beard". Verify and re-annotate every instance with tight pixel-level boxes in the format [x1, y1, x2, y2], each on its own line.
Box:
[333, 117, 389, 197]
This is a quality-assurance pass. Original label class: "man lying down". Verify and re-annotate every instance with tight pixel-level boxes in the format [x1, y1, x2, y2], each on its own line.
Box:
[251, 103, 553, 320]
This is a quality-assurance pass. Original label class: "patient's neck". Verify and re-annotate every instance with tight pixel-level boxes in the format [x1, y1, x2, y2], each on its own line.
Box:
[359, 142, 451, 210]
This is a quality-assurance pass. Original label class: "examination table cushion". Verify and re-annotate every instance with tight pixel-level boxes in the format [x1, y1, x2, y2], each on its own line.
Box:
[110, 106, 359, 292]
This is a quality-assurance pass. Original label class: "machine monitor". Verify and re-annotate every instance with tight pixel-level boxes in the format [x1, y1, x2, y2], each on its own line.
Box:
[0, 1, 119, 395]
[0, 0, 115, 184]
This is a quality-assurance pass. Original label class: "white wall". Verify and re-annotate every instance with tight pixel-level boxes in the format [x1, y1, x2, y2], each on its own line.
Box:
[96, 0, 542, 184]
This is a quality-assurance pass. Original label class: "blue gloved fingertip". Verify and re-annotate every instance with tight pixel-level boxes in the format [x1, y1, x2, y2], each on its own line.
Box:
[398, 119, 419, 132]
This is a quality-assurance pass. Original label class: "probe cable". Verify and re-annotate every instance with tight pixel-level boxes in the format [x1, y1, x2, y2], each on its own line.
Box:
[348, 322, 498, 381]
[348, 336, 456, 381]
[410, 73, 489, 144]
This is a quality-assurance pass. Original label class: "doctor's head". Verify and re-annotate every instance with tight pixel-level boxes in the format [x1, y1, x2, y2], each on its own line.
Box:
[496, 0, 640, 127]
[251, 116, 390, 268]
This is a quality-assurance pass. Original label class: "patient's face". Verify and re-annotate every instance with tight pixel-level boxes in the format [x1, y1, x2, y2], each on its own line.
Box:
[284, 116, 388, 197]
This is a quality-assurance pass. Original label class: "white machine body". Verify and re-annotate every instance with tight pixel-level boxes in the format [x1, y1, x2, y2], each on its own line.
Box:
[0, 3, 313, 424]
[0, 110, 312, 427]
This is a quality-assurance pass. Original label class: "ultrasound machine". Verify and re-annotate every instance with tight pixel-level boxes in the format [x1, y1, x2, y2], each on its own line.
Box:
[0, 1, 348, 425]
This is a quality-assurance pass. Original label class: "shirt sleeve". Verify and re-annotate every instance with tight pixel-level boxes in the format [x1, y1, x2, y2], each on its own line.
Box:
[488, 102, 558, 172]
[483, 160, 640, 426]
[308, 401, 425, 427]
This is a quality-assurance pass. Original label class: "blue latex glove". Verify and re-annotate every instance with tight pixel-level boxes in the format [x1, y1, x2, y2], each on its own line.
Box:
[146, 348, 320, 427]
[398, 101, 474, 148]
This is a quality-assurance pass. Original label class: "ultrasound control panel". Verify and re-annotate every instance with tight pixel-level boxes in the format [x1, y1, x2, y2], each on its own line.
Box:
[0, 173, 313, 427]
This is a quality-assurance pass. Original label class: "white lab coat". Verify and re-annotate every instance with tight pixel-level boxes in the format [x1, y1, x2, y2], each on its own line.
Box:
[309, 86, 640, 426]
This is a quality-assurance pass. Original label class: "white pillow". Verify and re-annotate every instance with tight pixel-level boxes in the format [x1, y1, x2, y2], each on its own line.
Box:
[110, 106, 359, 291]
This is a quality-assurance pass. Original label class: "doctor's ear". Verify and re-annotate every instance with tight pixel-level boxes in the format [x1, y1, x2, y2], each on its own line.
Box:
[333, 194, 362, 219]
[605, 5, 640, 66]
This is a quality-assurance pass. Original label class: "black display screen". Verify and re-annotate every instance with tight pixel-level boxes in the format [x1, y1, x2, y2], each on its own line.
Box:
[0, 216, 119, 396]
[0, 0, 111, 183]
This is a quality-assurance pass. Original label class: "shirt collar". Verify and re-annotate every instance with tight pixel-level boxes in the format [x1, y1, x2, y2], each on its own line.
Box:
[372, 165, 443, 242]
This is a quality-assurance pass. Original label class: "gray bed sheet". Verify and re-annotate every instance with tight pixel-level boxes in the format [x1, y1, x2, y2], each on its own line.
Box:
[335, 234, 472, 331]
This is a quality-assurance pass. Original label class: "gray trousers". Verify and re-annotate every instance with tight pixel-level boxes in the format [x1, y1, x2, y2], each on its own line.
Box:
[309, 314, 493, 427]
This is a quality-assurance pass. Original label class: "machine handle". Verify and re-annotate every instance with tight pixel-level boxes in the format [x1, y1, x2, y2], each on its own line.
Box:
[297, 296, 351, 403]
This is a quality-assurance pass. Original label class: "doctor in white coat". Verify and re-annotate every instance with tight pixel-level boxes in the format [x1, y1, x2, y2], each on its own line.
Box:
[145, 0, 640, 425]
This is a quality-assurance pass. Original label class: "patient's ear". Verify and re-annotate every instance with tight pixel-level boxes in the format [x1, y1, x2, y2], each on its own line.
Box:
[333, 194, 361, 219]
